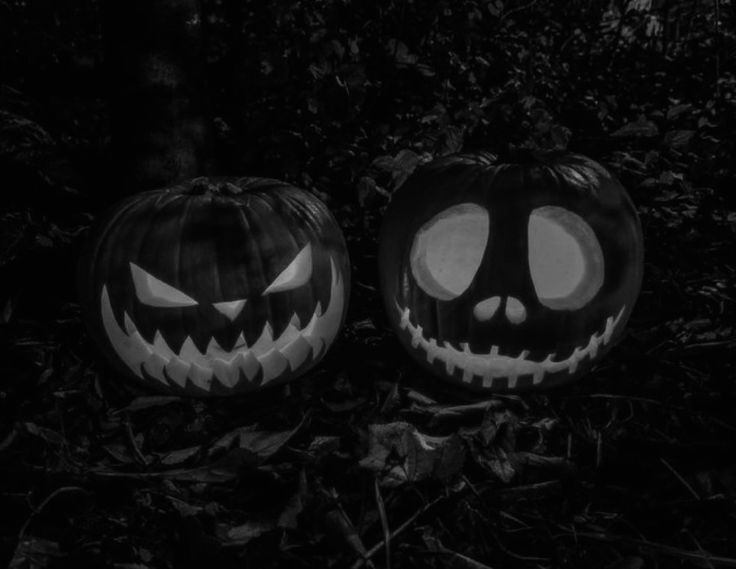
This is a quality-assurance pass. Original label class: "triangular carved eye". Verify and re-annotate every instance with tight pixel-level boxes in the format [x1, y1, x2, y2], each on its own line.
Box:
[410, 203, 490, 300]
[263, 244, 313, 295]
[130, 263, 199, 307]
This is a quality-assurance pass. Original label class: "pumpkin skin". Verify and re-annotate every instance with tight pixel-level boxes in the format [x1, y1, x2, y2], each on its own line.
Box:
[378, 151, 643, 392]
[78, 177, 350, 396]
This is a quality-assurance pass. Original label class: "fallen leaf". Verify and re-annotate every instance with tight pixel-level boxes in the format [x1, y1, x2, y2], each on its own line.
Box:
[359, 422, 466, 487]
[9, 537, 62, 569]
[612, 116, 659, 138]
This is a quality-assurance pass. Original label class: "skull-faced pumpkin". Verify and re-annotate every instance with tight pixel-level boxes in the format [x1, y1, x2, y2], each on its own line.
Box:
[378, 151, 643, 391]
[78, 177, 350, 396]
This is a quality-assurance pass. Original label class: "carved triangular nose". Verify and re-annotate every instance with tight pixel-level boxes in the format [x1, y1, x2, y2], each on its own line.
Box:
[473, 296, 526, 324]
[213, 299, 247, 321]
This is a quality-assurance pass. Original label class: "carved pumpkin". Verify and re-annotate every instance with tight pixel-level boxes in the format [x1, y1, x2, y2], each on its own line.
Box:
[378, 151, 643, 391]
[78, 177, 350, 396]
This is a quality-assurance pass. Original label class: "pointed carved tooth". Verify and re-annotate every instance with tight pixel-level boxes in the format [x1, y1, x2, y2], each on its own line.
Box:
[317, 263, 345, 348]
[314, 302, 323, 318]
[213, 356, 241, 388]
[258, 349, 289, 384]
[101, 286, 148, 378]
[250, 323, 274, 357]
[274, 323, 301, 350]
[124, 312, 137, 334]
[165, 356, 191, 387]
[518, 350, 530, 360]
[307, 336, 325, 359]
[461, 342, 471, 353]
[411, 330, 422, 349]
[188, 361, 214, 391]
[153, 331, 176, 359]
[462, 369, 474, 383]
[279, 335, 313, 371]
[507, 373, 519, 388]
[143, 352, 168, 383]
[180, 336, 204, 362]
[489, 345, 499, 357]
[602, 316, 615, 344]
[233, 332, 248, 350]
[289, 313, 301, 329]
[205, 337, 227, 357]
[128, 331, 154, 360]
[482, 375, 497, 388]
[235, 351, 260, 381]
[301, 310, 324, 354]
[532, 369, 545, 384]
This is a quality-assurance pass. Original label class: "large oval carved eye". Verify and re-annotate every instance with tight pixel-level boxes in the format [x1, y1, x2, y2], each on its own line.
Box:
[130, 263, 199, 307]
[528, 206, 604, 310]
[410, 203, 489, 301]
[263, 244, 313, 295]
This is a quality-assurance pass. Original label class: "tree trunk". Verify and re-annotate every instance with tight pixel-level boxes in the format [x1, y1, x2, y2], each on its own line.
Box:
[104, 0, 211, 194]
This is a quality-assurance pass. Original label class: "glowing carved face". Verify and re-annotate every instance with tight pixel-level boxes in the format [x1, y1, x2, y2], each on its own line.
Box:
[379, 152, 644, 391]
[79, 178, 350, 396]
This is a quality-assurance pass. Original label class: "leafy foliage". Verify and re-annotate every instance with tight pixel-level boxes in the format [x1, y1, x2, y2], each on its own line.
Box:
[1, 0, 735, 567]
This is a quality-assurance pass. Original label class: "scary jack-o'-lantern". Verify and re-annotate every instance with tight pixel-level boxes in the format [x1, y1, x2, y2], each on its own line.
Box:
[78, 177, 350, 396]
[378, 151, 643, 391]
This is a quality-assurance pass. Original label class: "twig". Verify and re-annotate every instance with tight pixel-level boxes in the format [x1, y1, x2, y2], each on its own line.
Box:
[351, 493, 446, 569]
[499, 0, 541, 22]
[18, 486, 86, 539]
[660, 458, 701, 500]
[125, 417, 149, 466]
[480, 479, 562, 501]
[571, 531, 736, 567]
[564, 393, 736, 433]
[421, 548, 496, 569]
[321, 487, 375, 568]
[0, 424, 18, 452]
[715, 0, 722, 99]
[373, 478, 391, 569]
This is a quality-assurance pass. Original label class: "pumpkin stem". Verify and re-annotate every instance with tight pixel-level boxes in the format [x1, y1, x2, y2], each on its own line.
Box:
[188, 177, 213, 195]
[503, 147, 543, 165]
[186, 177, 243, 196]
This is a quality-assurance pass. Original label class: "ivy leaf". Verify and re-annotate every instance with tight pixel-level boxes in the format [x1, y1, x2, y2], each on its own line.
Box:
[666, 103, 692, 121]
[612, 116, 659, 138]
[359, 422, 466, 487]
[663, 129, 695, 152]
[386, 39, 417, 66]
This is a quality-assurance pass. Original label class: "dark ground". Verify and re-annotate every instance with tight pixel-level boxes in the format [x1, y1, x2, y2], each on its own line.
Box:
[1, 1, 735, 568]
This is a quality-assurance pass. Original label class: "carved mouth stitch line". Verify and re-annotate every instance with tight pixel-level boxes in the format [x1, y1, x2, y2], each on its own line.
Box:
[101, 259, 344, 392]
[395, 302, 626, 388]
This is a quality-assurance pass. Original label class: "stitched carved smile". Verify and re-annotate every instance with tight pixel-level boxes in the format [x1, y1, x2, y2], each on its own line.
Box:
[100, 259, 344, 392]
[395, 302, 626, 388]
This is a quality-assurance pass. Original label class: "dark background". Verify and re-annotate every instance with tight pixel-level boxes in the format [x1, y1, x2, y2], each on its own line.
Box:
[1, 0, 735, 567]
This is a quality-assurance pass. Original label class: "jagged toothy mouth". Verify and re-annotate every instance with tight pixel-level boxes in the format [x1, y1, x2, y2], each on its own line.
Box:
[396, 302, 626, 388]
[101, 259, 344, 392]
